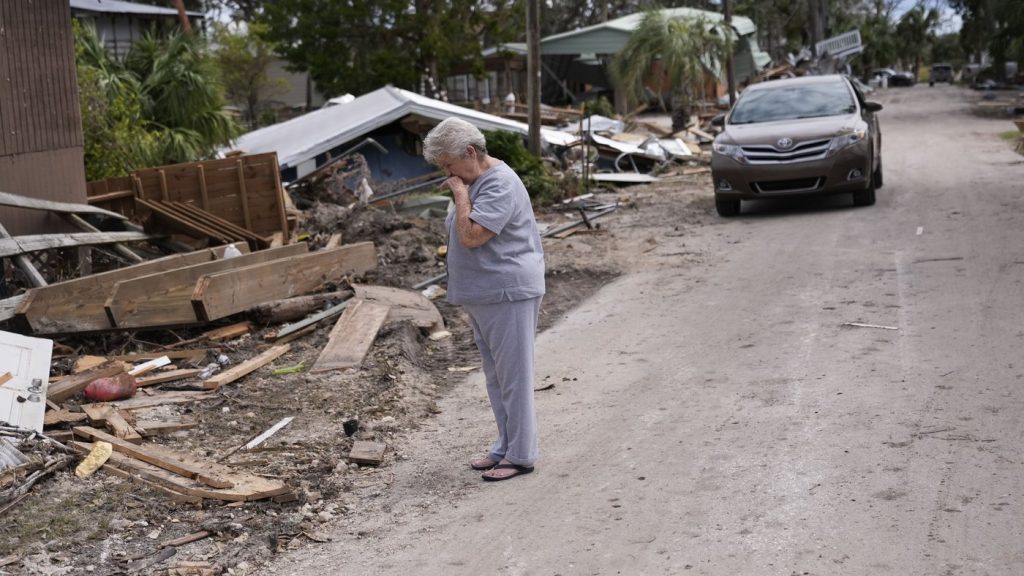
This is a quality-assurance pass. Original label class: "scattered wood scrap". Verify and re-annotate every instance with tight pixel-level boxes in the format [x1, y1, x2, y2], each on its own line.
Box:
[202, 345, 290, 390]
[348, 441, 386, 466]
[136, 369, 201, 388]
[310, 300, 390, 373]
[48, 361, 126, 403]
[352, 285, 445, 331]
[73, 427, 233, 489]
[70, 440, 293, 502]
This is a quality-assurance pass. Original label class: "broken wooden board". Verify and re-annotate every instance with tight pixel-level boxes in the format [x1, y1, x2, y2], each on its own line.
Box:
[348, 441, 386, 465]
[310, 300, 390, 373]
[73, 426, 233, 489]
[81, 405, 142, 443]
[47, 361, 126, 403]
[247, 291, 352, 324]
[72, 441, 292, 502]
[16, 244, 251, 334]
[0, 294, 24, 323]
[191, 242, 377, 322]
[0, 189, 126, 219]
[202, 344, 290, 390]
[352, 284, 445, 330]
[69, 442, 203, 504]
[109, 350, 209, 364]
[90, 390, 213, 411]
[43, 409, 88, 427]
[0, 231, 156, 259]
[136, 369, 201, 387]
[134, 419, 197, 437]
[106, 242, 308, 329]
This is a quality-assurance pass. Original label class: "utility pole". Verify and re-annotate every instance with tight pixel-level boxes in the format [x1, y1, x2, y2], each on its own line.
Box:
[526, 0, 542, 156]
[172, 0, 193, 34]
[723, 0, 736, 107]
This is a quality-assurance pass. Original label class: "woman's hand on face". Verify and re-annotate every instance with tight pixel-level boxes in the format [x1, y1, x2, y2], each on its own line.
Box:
[443, 176, 469, 199]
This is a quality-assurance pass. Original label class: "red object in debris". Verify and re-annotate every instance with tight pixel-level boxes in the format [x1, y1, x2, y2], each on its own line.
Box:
[83, 372, 138, 402]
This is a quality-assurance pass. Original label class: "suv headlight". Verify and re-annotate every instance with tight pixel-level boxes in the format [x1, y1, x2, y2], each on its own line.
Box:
[713, 141, 747, 164]
[826, 128, 867, 156]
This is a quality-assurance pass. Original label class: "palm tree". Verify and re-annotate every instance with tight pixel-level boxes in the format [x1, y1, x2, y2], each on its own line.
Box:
[611, 10, 729, 132]
[895, 6, 940, 77]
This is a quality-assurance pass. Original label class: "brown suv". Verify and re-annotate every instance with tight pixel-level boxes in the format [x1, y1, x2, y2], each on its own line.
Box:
[710, 75, 883, 216]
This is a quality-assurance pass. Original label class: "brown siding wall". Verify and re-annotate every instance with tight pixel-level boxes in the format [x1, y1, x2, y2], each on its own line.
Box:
[0, 1, 87, 234]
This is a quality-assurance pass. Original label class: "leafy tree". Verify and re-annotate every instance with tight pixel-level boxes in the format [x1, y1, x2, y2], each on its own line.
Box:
[212, 22, 285, 128]
[75, 23, 241, 178]
[895, 5, 940, 76]
[257, 0, 521, 97]
[75, 22, 157, 180]
[611, 10, 728, 131]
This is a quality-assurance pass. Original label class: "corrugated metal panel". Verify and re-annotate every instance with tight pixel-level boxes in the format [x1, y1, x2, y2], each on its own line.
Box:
[0, 0, 83, 157]
[0, 148, 86, 235]
[541, 29, 630, 56]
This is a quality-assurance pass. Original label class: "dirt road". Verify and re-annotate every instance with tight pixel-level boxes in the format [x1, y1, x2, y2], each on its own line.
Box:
[267, 85, 1024, 575]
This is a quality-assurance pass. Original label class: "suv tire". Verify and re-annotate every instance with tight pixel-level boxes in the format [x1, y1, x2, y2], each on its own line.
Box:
[852, 186, 876, 206]
[715, 197, 740, 217]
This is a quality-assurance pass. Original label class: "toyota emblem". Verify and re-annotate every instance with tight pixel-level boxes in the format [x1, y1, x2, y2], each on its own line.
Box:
[776, 137, 794, 149]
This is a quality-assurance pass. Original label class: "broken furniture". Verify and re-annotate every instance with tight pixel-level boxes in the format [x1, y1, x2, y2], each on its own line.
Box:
[87, 153, 293, 249]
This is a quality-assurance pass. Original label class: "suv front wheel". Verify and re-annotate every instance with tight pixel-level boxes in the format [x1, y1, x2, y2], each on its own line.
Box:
[715, 196, 740, 216]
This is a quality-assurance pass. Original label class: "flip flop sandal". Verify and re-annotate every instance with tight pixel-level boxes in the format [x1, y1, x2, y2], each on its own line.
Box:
[481, 463, 535, 482]
[470, 458, 499, 471]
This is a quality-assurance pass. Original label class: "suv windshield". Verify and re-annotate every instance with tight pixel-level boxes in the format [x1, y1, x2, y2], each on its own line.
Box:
[730, 81, 857, 125]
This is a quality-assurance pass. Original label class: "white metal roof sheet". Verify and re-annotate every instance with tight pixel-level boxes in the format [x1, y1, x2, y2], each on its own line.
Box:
[70, 0, 203, 17]
[227, 86, 576, 170]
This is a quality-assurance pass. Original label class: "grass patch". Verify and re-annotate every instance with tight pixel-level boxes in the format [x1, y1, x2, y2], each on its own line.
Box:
[998, 130, 1022, 140]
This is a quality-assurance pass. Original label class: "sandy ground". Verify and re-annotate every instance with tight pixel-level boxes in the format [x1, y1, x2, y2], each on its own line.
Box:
[260, 84, 1024, 575]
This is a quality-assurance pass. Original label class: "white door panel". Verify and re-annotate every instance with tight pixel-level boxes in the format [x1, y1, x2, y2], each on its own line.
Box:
[0, 330, 53, 432]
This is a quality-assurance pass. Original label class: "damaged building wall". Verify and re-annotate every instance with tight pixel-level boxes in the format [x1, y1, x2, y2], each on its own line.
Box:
[0, 1, 86, 236]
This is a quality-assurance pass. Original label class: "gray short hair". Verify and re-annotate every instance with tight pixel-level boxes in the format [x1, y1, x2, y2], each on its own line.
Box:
[422, 118, 487, 165]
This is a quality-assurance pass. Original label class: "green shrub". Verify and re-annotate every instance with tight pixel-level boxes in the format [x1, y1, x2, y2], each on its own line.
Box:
[483, 130, 560, 204]
[583, 96, 615, 118]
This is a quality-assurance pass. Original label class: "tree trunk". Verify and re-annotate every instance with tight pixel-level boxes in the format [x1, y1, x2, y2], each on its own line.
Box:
[248, 291, 353, 324]
[172, 0, 193, 34]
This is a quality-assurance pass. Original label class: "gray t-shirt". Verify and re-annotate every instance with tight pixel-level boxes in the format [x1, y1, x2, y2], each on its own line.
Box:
[445, 162, 545, 305]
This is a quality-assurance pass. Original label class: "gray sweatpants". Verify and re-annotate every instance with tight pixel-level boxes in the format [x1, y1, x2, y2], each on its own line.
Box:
[463, 296, 542, 467]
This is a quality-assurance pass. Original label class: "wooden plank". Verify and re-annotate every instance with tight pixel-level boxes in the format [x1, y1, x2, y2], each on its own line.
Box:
[168, 202, 268, 249]
[92, 390, 213, 411]
[202, 344, 290, 390]
[236, 159, 252, 229]
[311, 300, 390, 372]
[82, 404, 142, 443]
[109, 350, 210, 362]
[0, 231, 155, 259]
[64, 213, 144, 264]
[0, 294, 25, 323]
[0, 372, 11, 387]
[47, 361, 125, 403]
[352, 284, 445, 330]
[73, 426, 234, 489]
[203, 321, 253, 341]
[106, 242, 309, 329]
[0, 189, 126, 219]
[137, 198, 235, 244]
[69, 442, 203, 504]
[134, 419, 197, 436]
[197, 164, 209, 210]
[136, 369, 201, 387]
[43, 409, 88, 427]
[348, 440, 386, 465]
[16, 246, 246, 334]
[0, 221, 46, 288]
[267, 300, 351, 341]
[191, 242, 377, 322]
[271, 154, 289, 242]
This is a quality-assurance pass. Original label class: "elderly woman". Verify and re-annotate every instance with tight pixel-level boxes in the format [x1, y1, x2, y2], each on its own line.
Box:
[422, 117, 545, 482]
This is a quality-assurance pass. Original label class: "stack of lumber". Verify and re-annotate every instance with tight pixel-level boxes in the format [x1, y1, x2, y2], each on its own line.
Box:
[14, 241, 377, 335]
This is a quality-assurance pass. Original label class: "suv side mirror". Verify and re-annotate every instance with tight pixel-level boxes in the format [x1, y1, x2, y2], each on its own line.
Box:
[863, 101, 883, 112]
[711, 114, 726, 127]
